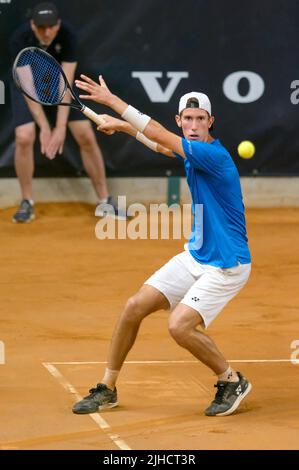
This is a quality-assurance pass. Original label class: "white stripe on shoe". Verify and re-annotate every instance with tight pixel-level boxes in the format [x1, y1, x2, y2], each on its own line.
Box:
[215, 382, 252, 416]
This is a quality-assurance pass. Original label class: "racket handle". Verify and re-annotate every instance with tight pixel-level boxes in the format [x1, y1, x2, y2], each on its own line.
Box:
[81, 106, 115, 135]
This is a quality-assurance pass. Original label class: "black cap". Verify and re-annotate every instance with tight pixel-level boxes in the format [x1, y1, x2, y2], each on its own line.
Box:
[31, 2, 59, 26]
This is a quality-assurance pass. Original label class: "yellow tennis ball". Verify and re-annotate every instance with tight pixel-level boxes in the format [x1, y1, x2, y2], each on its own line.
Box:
[237, 141, 255, 159]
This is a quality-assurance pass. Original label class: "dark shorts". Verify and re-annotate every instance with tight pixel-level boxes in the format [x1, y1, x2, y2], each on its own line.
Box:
[11, 84, 87, 128]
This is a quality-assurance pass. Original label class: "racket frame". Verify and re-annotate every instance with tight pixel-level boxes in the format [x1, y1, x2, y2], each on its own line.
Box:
[13, 46, 82, 110]
[12, 46, 108, 128]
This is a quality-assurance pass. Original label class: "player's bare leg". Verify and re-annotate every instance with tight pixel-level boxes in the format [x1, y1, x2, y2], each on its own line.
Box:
[68, 120, 109, 200]
[72, 285, 169, 414]
[168, 304, 252, 416]
[168, 304, 228, 373]
[105, 285, 169, 382]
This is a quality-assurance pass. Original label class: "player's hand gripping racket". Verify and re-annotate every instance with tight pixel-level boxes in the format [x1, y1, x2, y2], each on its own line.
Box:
[12, 46, 114, 133]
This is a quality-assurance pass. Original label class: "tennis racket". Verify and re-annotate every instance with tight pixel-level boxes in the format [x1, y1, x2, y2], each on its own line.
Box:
[12, 46, 113, 132]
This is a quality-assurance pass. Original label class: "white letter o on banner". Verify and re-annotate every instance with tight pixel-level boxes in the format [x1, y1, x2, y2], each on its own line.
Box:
[223, 71, 265, 103]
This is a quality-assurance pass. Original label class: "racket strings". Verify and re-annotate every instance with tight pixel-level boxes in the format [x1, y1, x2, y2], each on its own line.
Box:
[14, 49, 66, 105]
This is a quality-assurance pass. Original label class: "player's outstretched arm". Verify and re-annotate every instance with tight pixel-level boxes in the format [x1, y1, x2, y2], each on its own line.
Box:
[75, 75, 184, 157]
[96, 114, 174, 158]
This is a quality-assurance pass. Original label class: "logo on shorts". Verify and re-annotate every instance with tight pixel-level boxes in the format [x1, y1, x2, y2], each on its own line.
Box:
[191, 296, 200, 302]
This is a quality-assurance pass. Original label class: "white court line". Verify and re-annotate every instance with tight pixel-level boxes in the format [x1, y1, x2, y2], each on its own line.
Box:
[43, 357, 298, 449]
[42, 363, 131, 451]
[48, 359, 299, 365]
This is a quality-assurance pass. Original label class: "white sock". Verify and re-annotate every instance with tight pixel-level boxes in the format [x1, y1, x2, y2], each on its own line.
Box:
[218, 366, 239, 382]
[28, 199, 34, 206]
[102, 368, 119, 389]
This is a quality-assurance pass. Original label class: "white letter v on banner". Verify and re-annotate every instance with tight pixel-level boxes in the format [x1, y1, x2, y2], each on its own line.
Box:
[131, 71, 189, 102]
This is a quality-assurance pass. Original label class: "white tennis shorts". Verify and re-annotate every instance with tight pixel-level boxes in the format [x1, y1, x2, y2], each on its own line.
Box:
[144, 250, 251, 328]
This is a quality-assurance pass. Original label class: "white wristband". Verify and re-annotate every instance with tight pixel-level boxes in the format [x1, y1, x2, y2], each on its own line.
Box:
[122, 105, 151, 132]
[136, 131, 158, 152]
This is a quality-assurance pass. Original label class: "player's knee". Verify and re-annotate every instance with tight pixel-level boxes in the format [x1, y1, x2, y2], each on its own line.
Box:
[124, 295, 148, 323]
[15, 129, 35, 147]
[168, 318, 189, 346]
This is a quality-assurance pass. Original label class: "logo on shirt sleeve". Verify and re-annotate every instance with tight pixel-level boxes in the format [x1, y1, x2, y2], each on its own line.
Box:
[55, 43, 62, 54]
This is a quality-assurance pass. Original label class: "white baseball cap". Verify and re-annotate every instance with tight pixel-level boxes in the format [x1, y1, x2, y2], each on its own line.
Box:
[178, 92, 211, 115]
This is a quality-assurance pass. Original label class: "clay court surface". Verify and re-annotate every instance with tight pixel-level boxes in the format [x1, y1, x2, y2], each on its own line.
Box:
[0, 203, 298, 450]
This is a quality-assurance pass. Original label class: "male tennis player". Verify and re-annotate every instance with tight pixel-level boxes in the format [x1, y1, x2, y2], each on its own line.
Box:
[10, 3, 124, 222]
[72, 74, 252, 417]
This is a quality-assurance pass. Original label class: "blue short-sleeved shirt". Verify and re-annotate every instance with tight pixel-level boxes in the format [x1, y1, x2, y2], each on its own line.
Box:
[176, 138, 251, 268]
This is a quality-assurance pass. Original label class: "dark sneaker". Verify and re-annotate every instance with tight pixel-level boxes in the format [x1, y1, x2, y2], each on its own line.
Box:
[12, 199, 35, 223]
[72, 383, 118, 414]
[205, 372, 252, 417]
[95, 196, 129, 220]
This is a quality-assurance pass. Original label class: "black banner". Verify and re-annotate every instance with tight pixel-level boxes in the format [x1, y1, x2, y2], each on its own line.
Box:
[1, 0, 299, 177]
